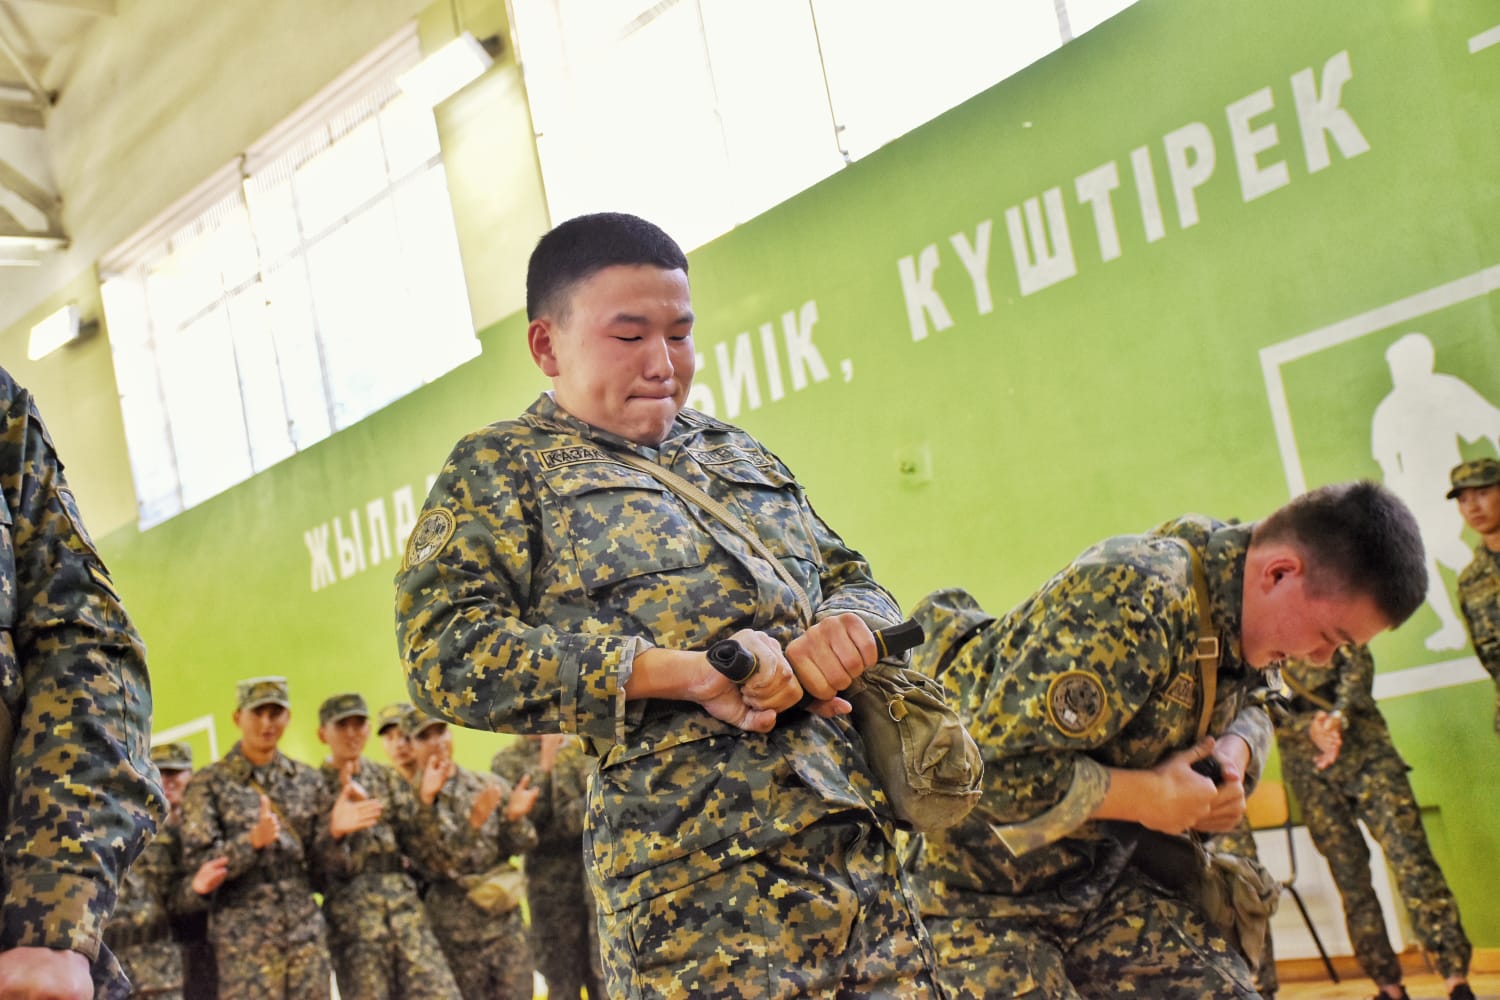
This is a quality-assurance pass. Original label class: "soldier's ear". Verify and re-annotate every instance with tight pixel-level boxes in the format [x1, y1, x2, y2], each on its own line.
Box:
[529, 319, 562, 377]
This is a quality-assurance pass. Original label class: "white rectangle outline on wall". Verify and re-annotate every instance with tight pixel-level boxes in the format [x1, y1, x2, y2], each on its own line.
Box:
[1257, 262, 1500, 698]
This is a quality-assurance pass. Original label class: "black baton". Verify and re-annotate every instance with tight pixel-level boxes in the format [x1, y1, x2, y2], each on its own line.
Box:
[706, 618, 926, 685]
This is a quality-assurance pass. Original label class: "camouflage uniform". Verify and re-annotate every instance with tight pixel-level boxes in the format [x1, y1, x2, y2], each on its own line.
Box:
[107, 817, 205, 1000]
[1210, 821, 1277, 998]
[492, 736, 604, 999]
[404, 757, 537, 1000]
[180, 741, 332, 998]
[1456, 545, 1500, 736]
[0, 367, 165, 999]
[314, 755, 461, 1000]
[1276, 645, 1471, 986]
[395, 395, 942, 999]
[909, 517, 1274, 1000]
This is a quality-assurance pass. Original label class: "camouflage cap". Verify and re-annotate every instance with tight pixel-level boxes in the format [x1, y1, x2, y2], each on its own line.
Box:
[376, 701, 413, 734]
[318, 692, 369, 726]
[399, 705, 446, 739]
[150, 741, 193, 771]
[236, 675, 291, 711]
[1447, 457, 1500, 498]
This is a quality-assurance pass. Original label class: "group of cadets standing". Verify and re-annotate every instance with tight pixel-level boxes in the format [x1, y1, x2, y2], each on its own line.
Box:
[104, 680, 603, 999]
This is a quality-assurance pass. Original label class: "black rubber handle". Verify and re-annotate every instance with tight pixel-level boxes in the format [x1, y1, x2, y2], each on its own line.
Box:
[707, 618, 926, 686]
[1190, 755, 1223, 785]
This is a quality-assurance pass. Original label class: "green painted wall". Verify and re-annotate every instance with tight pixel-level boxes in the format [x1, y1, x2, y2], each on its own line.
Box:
[89, 0, 1498, 941]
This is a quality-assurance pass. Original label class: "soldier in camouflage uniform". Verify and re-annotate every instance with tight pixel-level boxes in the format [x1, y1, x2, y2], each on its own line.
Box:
[312, 692, 461, 999]
[0, 366, 165, 1000]
[106, 743, 217, 999]
[1276, 644, 1474, 1000]
[401, 709, 539, 1000]
[395, 212, 943, 999]
[907, 482, 1428, 1000]
[180, 676, 332, 999]
[1449, 458, 1500, 736]
[492, 733, 604, 999]
[375, 701, 418, 782]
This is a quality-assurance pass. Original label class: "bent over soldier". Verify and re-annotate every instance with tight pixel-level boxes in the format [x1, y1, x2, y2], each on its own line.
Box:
[0, 366, 164, 1000]
[180, 676, 332, 998]
[1277, 645, 1474, 1000]
[908, 482, 1428, 1000]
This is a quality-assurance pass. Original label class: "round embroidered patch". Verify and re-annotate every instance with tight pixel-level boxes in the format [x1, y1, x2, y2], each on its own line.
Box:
[1046, 671, 1108, 738]
[404, 508, 456, 569]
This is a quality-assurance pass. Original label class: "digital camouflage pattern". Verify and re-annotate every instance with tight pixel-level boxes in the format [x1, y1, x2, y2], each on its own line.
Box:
[394, 395, 940, 996]
[179, 743, 332, 999]
[0, 367, 165, 998]
[1276, 645, 1472, 984]
[1456, 545, 1500, 735]
[107, 819, 206, 999]
[314, 756, 460, 1000]
[908, 516, 1273, 999]
[1209, 821, 1277, 997]
[404, 762, 536, 1000]
[491, 736, 603, 999]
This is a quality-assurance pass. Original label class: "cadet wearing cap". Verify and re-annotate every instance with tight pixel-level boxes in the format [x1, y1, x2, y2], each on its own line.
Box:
[375, 701, 418, 782]
[180, 676, 333, 999]
[1450, 457, 1500, 736]
[312, 693, 460, 999]
[144, 743, 218, 1000]
[400, 708, 539, 1000]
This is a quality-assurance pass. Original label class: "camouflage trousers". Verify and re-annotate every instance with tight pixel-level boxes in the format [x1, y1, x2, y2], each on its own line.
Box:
[925, 866, 1260, 1000]
[1280, 732, 1472, 984]
[1212, 822, 1278, 998]
[528, 849, 604, 999]
[324, 874, 461, 1000]
[209, 897, 332, 999]
[596, 815, 943, 999]
[117, 939, 182, 999]
[427, 895, 535, 1000]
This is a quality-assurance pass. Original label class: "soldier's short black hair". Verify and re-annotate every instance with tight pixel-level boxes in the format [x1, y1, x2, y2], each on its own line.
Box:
[1255, 480, 1427, 626]
[526, 212, 689, 321]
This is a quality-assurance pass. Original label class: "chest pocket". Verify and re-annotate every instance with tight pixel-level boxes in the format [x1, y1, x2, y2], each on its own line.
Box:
[543, 460, 708, 593]
[698, 457, 821, 572]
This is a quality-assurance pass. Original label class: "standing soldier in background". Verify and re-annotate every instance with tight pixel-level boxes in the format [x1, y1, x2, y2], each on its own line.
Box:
[312, 692, 461, 999]
[491, 733, 604, 999]
[1277, 644, 1474, 1000]
[402, 709, 539, 1000]
[0, 366, 164, 1000]
[150, 744, 219, 1000]
[105, 743, 220, 999]
[1449, 458, 1500, 735]
[180, 676, 333, 999]
[375, 701, 418, 781]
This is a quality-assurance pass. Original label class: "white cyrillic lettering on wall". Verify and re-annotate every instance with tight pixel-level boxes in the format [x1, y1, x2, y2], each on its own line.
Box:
[305, 523, 336, 592]
[717, 333, 762, 419]
[1226, 86, 1289, 202]
[686, 352, 716, 416]
[897, 245, 954, 342]
[1163, 122, 1216, 229]
[783, 301, 829, 391]
[1130, 145, 1167, 243]
[1075, 162, 1123, 261]
[949, 222, 995, 315]
[366, 499, 392, 566]
[1006, 188, 1077, 296]
[334, 515, 364, 579]
[392, 486, 418, 553]
[1292, 50, 1369, 173]
[759, 323, 786, 402]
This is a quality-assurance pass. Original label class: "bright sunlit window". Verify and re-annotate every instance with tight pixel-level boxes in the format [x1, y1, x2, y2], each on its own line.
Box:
[510, 0, 1139, 250]
[101, 28, 479, 528]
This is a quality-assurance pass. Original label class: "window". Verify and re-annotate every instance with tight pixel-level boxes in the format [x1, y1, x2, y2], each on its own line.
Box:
[510, 0, 1139, 251]
[101, 27, 478, 528]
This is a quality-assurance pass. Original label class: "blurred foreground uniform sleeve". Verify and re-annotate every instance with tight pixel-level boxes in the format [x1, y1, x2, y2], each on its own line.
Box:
[0, 371, 166, 968]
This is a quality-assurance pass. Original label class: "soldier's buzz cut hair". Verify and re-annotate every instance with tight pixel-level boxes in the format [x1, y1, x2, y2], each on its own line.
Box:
[1255, 480, 1427, 626]
[526, 212, 689, 321]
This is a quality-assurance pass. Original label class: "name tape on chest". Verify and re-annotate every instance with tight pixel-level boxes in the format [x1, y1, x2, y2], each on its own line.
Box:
[538, 445, 610, 470]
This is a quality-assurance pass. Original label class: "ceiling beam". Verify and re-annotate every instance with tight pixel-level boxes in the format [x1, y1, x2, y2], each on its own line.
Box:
[0, 0, 115, 15]
[0, 26, 46, 104]
[0, 98, 41, 125]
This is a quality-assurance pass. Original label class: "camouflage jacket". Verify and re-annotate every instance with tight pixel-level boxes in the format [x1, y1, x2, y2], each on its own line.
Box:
[0, 368, 164, 980]
[1458, 544, 1500, 683]
[107, 820, 205, 939]
[912, 516, 1272, 917]
[405, 764, 537, 944]
[180, 744, 327, 920]
[1274, 644, 1406, 782]
[490, 738, 591, 859]
[314, 757, 435, 905]
[395, 395, 902, 911]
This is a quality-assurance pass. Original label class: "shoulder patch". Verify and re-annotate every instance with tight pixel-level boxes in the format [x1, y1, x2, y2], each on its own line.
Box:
[538, 445, 609, 470]
[1046, 670, 1108, 738]
[1164, 674, 1196, 709]
[403, 508, 457, 569]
